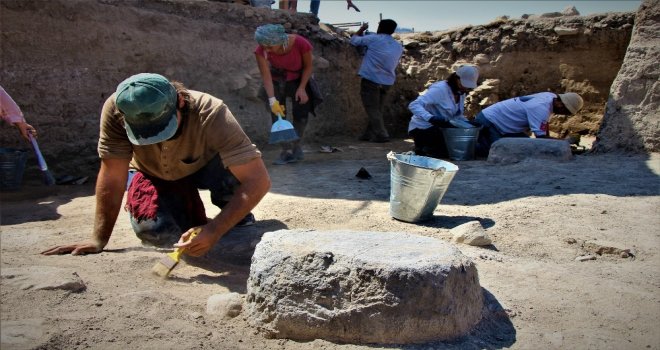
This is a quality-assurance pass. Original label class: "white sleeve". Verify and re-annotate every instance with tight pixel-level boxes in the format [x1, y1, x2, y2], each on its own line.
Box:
[408, 87, 444, 121]
[526, 104, 551, 136]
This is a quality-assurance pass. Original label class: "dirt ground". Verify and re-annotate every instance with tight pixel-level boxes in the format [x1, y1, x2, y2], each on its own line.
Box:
[1, 137, 659, 350]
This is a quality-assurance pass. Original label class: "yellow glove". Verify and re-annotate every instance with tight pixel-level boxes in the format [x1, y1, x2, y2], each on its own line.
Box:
[269, 97, 286, 116]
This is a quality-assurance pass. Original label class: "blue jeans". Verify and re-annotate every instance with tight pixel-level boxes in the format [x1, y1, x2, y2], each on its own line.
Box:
[127, 155, 240, 246]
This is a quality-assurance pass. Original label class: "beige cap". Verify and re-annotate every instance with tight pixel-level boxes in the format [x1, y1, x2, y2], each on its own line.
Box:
[558, 93, 584, 114]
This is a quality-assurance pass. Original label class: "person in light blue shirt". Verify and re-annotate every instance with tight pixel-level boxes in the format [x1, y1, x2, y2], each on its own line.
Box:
[473, 92, 583, 156]
[407, 65, 479, 158]
[350, 19, 403, 142]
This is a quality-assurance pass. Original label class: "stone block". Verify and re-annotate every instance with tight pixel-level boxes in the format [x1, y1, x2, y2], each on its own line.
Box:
[488, 138, 573, 164]
[246, 229, 483, 344]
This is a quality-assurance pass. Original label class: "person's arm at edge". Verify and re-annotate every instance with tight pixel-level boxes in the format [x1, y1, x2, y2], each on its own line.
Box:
[0, 86, 35, 142]
[175, 157, 271, 257]
[351, 22, 368, 39]
[41, 158, 129, 255]
[14, 121, 36, 142]
[255, 53, 276, 100]
[296, 50, 313, 104]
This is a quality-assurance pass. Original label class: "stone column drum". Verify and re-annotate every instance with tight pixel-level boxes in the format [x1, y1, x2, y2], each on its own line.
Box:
[246, 229, 483, 344]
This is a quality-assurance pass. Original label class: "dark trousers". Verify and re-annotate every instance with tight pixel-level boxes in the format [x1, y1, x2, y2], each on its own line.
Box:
[409, 121, 453, 159]
[310, 0, 320, 15]
[127, 155, 240, 246]
[269, 78, 311, 151]
[474, 112, 528, 157]
[360, 78, 390, 140]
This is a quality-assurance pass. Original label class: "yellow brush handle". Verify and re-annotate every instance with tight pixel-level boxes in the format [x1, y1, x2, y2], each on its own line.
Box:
[169, 228, 201, 262]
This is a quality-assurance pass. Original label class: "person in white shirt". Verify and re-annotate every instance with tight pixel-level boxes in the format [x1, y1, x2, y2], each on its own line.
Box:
[0, 85, 37, 142]
[407, 65, 479, 158]
[473, 92, 584, 156]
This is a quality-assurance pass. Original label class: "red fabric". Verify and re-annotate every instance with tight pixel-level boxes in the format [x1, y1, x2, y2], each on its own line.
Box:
[125, 172, 207, 226]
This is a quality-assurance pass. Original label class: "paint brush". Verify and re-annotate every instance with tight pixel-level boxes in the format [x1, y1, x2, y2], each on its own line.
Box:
[151, 228, 200, 278]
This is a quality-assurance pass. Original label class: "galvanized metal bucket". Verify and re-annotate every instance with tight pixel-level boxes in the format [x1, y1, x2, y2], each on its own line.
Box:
[442, 127, 481, 161]
[0, 148, 28, 191]
[387, 152, 458, 222]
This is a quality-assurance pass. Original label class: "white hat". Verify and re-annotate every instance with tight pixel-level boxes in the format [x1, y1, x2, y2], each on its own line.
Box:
[455, 64, 479, 89]
[558, 92, 584, 115]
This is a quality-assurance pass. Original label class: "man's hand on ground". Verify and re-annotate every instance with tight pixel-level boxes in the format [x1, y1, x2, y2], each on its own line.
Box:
[41, 242, 102, 256]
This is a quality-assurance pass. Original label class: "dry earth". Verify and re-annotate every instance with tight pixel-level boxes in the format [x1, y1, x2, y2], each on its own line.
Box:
[1, 138, 659, 349]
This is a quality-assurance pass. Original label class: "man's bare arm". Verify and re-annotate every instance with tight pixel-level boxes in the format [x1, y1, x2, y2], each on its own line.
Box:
[175, 157, 271, 256]
[41, 158, 129, 255]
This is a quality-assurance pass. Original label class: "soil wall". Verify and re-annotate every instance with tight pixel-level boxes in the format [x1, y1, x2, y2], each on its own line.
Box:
[0, 0, 643, 177]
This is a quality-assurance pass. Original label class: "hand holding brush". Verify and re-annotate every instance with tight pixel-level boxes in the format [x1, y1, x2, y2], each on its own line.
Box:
[152, 228, 200, 278]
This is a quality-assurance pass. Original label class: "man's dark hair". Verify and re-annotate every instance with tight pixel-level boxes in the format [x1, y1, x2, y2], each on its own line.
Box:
[171, 80, 191, 118]
[377, 19, 397, 35]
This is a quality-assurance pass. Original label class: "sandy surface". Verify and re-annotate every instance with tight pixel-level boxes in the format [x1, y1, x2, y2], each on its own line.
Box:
[1, 137, 659, 350]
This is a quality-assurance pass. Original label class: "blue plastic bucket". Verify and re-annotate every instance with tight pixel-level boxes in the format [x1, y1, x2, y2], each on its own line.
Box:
[0, 148, 28, 191]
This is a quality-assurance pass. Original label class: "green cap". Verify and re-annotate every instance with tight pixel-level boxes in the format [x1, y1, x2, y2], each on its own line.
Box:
[116, 73, 178, 145]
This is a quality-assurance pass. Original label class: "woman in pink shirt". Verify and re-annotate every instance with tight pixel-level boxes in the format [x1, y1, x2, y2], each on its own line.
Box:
[1, 85, 36, 142]
[255, 24, 314, 165]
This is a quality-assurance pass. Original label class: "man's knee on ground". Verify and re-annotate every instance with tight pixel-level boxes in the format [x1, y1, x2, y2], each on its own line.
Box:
[131, 216, 183, 247]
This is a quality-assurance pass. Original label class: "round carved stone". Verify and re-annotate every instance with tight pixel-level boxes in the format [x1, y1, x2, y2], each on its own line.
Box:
[246, 229, 483, 344]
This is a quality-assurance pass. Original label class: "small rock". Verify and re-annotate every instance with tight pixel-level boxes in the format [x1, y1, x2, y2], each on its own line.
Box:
[402, 39, 420, 49]
[565, 238, 577, 244]
[451, 221, 492, 246]
[554, 27, 580, 36]
[473, 54, 489, 65]
[562, 6, 580, 16]
[575, 255, 596, 262]
[582, 241, 631, 256]
[355, 167, 372, 179]
[207, 293, 243, 318]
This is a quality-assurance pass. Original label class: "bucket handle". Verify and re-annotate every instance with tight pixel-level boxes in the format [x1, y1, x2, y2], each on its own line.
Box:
[387, 151, 447, 176]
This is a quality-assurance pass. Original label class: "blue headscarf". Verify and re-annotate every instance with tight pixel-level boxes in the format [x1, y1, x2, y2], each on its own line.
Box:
[255, 24, 288, 46]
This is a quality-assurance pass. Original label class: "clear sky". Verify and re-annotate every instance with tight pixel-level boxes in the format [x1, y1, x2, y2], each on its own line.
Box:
[293, 0, 641, 32]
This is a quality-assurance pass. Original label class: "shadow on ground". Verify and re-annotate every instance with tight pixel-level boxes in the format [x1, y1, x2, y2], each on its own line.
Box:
[265, 140, 660, 205]
[0, 182, 94, 225]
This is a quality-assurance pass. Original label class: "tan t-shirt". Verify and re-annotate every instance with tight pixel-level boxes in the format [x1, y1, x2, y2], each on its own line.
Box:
[98, 90, 261, 180]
